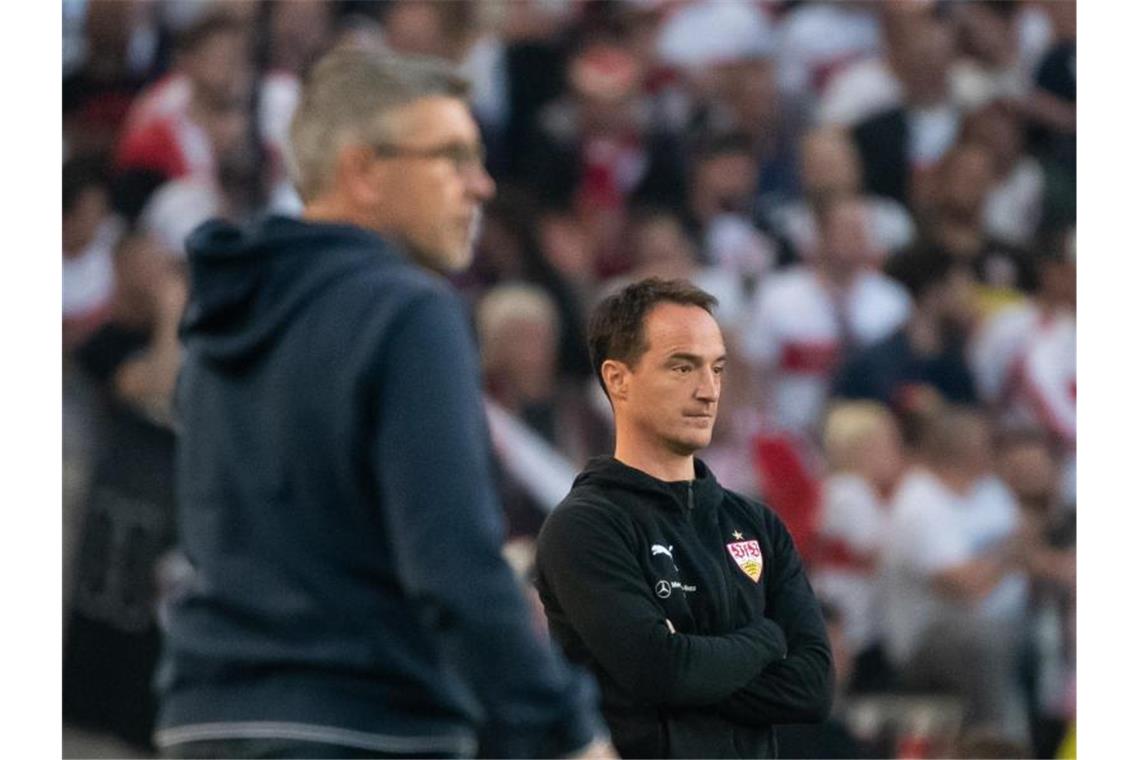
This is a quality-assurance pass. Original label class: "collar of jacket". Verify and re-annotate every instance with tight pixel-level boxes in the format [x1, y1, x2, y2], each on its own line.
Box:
[573, 455, 725, 513]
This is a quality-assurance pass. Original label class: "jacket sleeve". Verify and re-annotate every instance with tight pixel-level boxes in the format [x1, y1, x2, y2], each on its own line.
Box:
[372, 288, 603, 758]
[714, 509, 835, 726]
[535, 501, 789, 708]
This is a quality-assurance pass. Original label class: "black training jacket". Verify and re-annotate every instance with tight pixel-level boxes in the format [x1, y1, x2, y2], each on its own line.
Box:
[535, 456, 834, 758]
[155, 215, 602, 757]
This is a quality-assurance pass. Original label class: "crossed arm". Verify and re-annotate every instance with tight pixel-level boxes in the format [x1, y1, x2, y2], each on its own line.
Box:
[535, 504, 832, 722]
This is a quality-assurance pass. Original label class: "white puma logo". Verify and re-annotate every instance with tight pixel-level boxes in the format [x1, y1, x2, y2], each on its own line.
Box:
[651, 544, 674, 560]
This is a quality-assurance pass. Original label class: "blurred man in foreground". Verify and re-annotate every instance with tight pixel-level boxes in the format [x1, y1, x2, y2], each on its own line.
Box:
[156, 49, 610, 759]
[535, 278, 832, 758]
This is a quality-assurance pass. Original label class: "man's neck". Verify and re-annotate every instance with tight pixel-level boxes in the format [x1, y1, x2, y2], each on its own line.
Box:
[930, 465, 976, 497]
[613, 437, 696, 483]
[818, 261, 857, 291]
[905, 311, 943, 356]
[303, 201, 375, 231]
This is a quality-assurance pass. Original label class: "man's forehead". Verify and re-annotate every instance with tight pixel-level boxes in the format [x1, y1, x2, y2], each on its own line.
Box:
[386, 95, 478, 142]
[643, 303, 725, 355]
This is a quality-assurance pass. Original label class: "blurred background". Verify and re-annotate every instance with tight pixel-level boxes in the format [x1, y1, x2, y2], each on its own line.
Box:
[61, 0, 1076, 757]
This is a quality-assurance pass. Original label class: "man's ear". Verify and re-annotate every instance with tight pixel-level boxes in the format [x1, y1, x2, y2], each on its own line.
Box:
[601, 359, 630, 402]
[337, 143, 382, 207]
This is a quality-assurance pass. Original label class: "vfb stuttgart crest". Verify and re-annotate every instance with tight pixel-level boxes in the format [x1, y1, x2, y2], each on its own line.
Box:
[726, 539, 763, 582]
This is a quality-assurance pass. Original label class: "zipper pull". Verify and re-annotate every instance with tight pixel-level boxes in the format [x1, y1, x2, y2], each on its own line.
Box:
[687, 481, 694, 511]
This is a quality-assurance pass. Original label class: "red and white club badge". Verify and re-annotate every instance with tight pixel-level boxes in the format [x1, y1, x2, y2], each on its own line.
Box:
[726, 537, 763, 582]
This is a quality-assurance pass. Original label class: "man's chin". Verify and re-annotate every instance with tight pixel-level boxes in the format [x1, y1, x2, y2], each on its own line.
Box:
[412, 243, 473, 274]
[665, 431, 713, 457]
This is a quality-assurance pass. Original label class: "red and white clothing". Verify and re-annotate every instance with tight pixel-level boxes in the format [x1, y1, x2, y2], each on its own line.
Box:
[117, 70, 302, 188]
[775, 2, 882, 103]
[970, 303, 1076, 446]
[812, 473, 889, 654]
[115, 73, 210, 181]
[115, 106, 215, 181]
[122, 73, 192, 138]
[741, 267, 911, 433]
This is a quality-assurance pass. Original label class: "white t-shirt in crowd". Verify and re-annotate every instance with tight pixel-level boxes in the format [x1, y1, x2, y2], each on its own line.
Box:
[816, 57, 901, 126]
[812, 473, 889, 654]
[768, 195, 915, 264]
[881, 469, 1026, 666]
[776, 2, 882, 101]
[740, 267, 911, 433]
[985, 157, 1046, 248]
[970, 302, 1076, 446]
[63, 218, 121, 319]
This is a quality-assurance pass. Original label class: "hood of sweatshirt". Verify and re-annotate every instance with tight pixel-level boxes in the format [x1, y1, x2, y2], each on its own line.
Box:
[181, 215, 403, 370]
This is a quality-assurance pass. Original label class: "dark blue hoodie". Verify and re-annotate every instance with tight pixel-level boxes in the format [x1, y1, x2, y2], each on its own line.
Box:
[155, 215, 602, 757]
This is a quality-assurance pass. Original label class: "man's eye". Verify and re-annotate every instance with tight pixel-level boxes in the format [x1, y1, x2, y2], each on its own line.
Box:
[673, 365, 692, 374]
[713, 365, 726, 375]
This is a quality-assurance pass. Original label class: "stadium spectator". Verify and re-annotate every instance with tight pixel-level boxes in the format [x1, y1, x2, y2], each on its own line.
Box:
[64, 157, 121, 350]
[846, 9, 962, 206]
[970, 235, 1076, 492]
[63, 230, 185, 750]
[881, 407, 1033, 743]
[740, 195, 911, 436]
[136, 75, 281, 258]
[526, 40, 687, 275]
[774, 0, 883, 114]
[655, 0, 772, 124]
[257, 0, 335, 170]
[477, 283, 594, 538]
[948, 1, 1032, 111]
[678, 132, 777, 285]
[834, 248, 978, 411]
[622, 209, 745, 325]
[1024, 1, 1076, 174]
[995, 429, 1076, 757]
[63, 0, 159, 158]
[460, 187, 596, 383]
[479, 281, 605, 468]
[114, 13, 252, 209]
[916, 140, 1039, 298]
[812, 401, 907, 687]
[658, 0, 798, 203]
[961, 100, 1046, 248]
[766, 125, 915, 265]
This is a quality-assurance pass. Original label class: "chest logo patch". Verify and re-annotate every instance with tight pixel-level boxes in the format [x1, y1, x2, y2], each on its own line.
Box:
[655, 580, 672, 598]
[727, 540, 763, 582]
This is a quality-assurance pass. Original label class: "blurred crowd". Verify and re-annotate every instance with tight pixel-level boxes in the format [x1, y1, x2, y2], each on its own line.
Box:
[62, 1, 1076, 758]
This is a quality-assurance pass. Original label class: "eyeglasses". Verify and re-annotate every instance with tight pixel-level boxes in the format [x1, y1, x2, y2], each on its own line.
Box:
[370, 141, 487, 173]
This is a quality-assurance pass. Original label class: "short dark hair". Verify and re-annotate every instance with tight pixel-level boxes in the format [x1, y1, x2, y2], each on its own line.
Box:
[884, 247, 959, 302]
[63, 155, 109, 215]
[588, 278, 718, 397]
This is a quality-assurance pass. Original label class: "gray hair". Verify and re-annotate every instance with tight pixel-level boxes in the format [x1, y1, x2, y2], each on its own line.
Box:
[286, 48, 470, 202]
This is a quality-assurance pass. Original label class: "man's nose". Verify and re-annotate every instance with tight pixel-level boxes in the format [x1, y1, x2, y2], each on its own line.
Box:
[467, 161, 496, 202]
[694, 367, 720, 401]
